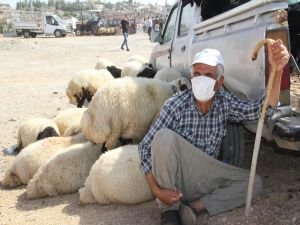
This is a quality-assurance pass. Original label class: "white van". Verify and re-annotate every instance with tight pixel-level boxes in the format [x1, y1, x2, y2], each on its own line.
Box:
[12, 11, 70, 38]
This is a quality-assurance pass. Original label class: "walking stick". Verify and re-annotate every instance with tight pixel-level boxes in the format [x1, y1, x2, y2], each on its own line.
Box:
[245, 39, 278, 217]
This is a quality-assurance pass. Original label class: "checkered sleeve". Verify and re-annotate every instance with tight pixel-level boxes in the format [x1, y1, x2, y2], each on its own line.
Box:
[138, 102, 177, 174]
[228, 91, 267, 122]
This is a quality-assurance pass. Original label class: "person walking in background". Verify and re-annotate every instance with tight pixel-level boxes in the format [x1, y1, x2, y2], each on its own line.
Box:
[147, 16, 153, 39]
[154, 16, 160, 32]
[143, 18, 147, 33]
[159, 15, 165, 32]
[120, 15, 130, 51]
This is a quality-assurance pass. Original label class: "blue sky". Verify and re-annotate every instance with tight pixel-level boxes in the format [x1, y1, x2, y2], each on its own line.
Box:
[1, 0, 174, 8]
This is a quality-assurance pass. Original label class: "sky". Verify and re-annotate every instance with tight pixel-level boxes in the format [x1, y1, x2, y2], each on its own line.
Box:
[0, 0, 174, 8]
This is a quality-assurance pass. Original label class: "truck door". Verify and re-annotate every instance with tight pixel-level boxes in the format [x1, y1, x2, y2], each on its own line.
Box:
[44, 15, 58, 35]
[170, 2, 195, 76]
[152, 4, 179, 70]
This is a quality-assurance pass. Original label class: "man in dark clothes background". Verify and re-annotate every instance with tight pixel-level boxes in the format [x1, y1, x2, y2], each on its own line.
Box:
[120, 15, 130, 51]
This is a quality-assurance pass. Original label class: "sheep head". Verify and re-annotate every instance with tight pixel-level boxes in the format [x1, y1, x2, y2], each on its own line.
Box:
[170, 77, 192, 92]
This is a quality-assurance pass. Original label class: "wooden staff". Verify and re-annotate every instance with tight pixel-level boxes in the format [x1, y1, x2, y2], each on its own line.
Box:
[245, 38, 278, 217]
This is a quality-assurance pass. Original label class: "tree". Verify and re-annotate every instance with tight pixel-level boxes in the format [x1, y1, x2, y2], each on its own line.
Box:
[48, 0, 54, 7]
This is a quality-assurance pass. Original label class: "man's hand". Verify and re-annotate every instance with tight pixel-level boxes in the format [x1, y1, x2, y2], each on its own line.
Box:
[146, 173, 182, 205]
[263, 38, 290, 107]
[267, 39, 290, 72]
[154, 187, 183, 205]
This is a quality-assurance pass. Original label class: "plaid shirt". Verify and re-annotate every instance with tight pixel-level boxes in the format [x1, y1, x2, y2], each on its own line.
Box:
[138, 89, 266, 174]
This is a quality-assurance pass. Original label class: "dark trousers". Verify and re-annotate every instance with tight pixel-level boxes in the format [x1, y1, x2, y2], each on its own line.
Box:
[148, 27, 152, 38]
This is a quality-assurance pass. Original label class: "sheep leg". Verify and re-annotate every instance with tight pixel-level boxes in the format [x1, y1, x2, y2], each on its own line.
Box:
[79, 187, 97, 205]
[1, 173, 22, 188]
[4, 145, 20, 155]
[245, 39, 278, 217]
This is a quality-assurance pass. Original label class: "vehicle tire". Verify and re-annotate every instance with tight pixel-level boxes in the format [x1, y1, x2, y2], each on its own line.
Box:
[23, 30, 30, 38]
[54, 29, 62, 38]
[218, 123, 245, 167]
[92, 25, 99, 35]
[30, 33, 37, 38]
[75, 29, 82, 36]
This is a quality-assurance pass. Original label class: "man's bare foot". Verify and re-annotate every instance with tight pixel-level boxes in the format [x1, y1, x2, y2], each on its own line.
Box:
[189, 199, 206, 213]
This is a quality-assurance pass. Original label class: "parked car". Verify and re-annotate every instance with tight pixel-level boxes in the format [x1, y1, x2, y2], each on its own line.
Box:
[288, 0, 300, 67]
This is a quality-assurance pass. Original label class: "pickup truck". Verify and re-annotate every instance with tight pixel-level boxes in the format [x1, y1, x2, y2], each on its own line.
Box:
[150, 0, 300, 165]
[12, 11, 69, 38]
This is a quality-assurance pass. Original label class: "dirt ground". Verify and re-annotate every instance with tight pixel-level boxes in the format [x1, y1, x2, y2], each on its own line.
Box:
[0, 32, 300, 225]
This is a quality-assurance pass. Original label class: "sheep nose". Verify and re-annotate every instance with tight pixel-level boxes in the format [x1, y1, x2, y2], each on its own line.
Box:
[180, 84, 188, 91]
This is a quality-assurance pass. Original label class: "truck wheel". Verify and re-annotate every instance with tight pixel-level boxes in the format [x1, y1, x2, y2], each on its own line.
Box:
[30, 33, 37, 38]
[23, 30, 30, 38]
[92, 25, 99, 35]
[75, 29, 83, 36]
[54, 30, 62, 38]
[218, 123, 245, 167]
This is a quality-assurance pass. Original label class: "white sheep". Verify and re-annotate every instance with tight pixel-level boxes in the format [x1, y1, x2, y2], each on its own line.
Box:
[5, 117, 60, 154]
[94, 58, 114, 70]
[81, 77, 189, 149]
[25, 141, 102, 199]
[95, 57, 122, 78]
[121, 61, 145, 77]
[128, 55, 148, 64]
[1, 133, 87, 188]
[154, 67, 183, 82]
[62, 122, 82, 137]
[79, 145, 153, 205]
[53, 108, 86, 136]
[66, 69, 113, 108]
[121, 61, 156, 78]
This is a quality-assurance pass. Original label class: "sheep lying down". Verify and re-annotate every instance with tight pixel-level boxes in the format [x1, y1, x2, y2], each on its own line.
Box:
[53, 108, 86, 136]
[5, 117, 60, 155]
[127, 55, 148, 64]
[94, 58, 114, 70]
[121, 61, 156, 78]
[26, 141, 102, 199]
[79, 145, 154, 205]
[154, 67, 183, 83]
[81, 77, 190, 150]
[1, 133, 87, 188]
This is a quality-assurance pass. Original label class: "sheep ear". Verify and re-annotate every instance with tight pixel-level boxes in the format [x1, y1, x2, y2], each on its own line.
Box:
[171, 84, 179, 93]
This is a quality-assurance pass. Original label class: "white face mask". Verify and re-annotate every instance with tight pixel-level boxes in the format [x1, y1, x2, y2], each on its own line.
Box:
[191, 76, 216, 102]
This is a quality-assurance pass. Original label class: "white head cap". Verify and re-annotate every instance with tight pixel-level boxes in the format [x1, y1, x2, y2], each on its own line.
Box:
[191, 49, 224, 67]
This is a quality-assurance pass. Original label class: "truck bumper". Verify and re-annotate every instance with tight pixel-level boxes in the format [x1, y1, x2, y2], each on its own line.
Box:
[244, 106, 300, 151]
[273, 117, 300, 151]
